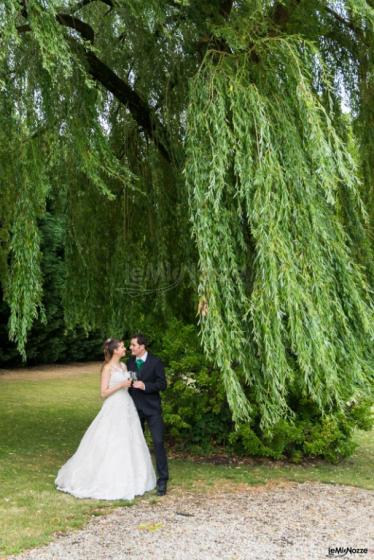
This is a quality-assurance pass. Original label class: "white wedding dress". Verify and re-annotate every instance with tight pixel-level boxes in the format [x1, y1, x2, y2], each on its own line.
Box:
[55, 363, 156, 500]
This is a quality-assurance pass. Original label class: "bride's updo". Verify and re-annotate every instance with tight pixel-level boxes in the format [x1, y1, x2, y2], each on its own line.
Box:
[103, 338, 122, 362]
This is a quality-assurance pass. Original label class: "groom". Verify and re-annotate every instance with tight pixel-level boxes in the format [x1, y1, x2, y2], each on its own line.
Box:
[128, 333, 169, 496]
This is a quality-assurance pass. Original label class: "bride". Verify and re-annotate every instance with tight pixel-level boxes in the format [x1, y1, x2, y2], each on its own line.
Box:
[55, 338, 156, 500]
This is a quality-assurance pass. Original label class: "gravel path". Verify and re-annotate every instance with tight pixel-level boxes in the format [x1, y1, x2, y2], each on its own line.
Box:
[9, 481, 374, 560]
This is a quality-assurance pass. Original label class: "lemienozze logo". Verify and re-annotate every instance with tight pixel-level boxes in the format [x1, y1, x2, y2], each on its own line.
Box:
[327, 547, 368, 557]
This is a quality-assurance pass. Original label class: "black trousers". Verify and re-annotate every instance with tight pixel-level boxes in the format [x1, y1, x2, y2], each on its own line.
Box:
[138, 410, 169, 484]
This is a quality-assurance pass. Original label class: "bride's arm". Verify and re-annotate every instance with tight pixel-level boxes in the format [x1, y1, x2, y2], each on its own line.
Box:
[100, 365, 131, 399]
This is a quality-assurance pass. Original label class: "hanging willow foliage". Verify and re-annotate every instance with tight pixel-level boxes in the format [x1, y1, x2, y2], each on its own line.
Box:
[186, 36, 374, 429]
[0, 0, 140, 353]
[0, 0, 373, 429]
[3, 136, 49, 359]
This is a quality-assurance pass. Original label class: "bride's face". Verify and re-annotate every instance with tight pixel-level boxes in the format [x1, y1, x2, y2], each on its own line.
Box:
[115, 341, 126, 358]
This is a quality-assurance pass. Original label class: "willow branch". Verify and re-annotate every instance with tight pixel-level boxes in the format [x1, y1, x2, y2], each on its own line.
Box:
[18, 10, 173, 163]
[84, 50, 173, 162]
[70, 0, 113, 13]
[325, 6, 363, 37]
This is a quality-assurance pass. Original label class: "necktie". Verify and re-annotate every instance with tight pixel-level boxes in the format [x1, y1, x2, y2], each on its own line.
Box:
[136, 358, 144, 371]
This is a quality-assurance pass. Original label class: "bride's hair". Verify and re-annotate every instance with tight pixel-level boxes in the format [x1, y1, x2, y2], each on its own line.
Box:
[103, 338, 122, 363]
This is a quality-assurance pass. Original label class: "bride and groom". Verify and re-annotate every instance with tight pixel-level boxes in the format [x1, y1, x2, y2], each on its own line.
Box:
[55, 334, 168, 500]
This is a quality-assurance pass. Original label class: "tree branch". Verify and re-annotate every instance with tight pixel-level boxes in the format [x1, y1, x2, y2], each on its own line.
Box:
[324, 6, 361, 36]
[20, 0, 27, 18]
[219, 0, 233, 19]
[56, 13, 94, 41]
[18, 9, 173, 163]
[85, 50, 173, 162]
[71, 0, 113, 13]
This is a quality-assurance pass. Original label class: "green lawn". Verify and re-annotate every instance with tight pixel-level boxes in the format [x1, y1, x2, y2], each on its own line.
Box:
[0, 371, 373, 556]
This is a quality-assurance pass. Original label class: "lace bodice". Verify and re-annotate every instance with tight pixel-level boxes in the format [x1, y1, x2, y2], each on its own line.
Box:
[108, 363, 130, 388]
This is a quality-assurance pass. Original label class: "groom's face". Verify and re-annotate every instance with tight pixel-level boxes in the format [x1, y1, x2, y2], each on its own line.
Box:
[130, 338, 145, 357]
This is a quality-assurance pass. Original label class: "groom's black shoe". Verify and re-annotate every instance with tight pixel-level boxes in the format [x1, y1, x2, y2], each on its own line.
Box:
[157, 481, 167, 496]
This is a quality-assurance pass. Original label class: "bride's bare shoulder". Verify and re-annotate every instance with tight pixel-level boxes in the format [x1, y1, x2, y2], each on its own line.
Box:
[120, 362, 128, 372]
[101, 363, 111, 376]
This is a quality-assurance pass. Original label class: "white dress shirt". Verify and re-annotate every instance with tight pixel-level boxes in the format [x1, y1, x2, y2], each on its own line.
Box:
[138, 351, 148, 363]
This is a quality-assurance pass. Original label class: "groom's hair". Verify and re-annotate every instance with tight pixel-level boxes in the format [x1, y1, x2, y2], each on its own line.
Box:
[131, 333, 148, 348]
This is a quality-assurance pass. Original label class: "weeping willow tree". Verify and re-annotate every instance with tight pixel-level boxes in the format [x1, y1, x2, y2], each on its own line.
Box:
[0, 0, 373, 434]
[186, 36, 374, 427]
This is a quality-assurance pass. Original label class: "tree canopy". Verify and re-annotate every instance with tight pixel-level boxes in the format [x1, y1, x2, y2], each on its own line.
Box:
[0, 0, 373, 431]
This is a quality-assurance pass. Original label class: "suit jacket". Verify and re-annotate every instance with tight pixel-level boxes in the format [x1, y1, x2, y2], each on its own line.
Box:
[127, 352, 167, 415]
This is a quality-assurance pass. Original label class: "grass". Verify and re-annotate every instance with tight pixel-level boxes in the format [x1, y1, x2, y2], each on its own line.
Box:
[0, 370, 373, 556]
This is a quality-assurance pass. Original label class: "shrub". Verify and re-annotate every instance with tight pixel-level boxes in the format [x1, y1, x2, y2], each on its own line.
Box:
[152, 319, 373, 462]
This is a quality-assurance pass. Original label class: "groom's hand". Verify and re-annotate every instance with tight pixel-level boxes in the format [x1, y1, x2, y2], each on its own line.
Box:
[132, 381, 145, 390]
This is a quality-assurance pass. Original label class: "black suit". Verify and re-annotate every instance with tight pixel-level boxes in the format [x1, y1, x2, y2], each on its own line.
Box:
[128, 353, 168, 484]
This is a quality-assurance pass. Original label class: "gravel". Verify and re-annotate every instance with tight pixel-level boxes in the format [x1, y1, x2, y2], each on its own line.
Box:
[9, 481, 374, 560]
